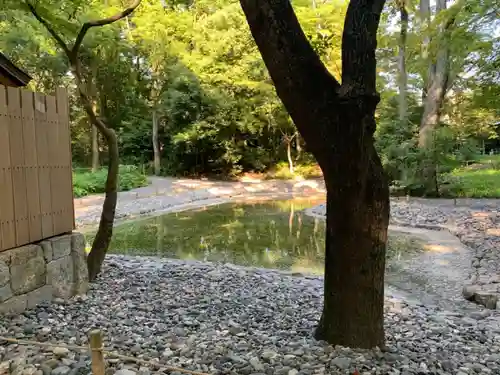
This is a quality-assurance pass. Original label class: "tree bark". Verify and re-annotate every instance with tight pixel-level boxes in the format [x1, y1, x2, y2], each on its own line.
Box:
[86, 130, 119, 281]
[240, 0, 389, 348]
[91, 124, 100, 172]
[419, 0, 450, 147]
[397, 0, 409, 124]
[420, 0, 432, 102]
[152, 110, 161, 175]
[287, 139, 294, 174]
[417, 0, 452, 195]
[295, 132, 302, 162]
[284, 133, 296, 174]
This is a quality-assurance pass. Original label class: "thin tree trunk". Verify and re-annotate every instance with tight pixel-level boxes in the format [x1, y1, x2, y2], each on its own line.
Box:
[295, 132, 302, 161]
[420, 0, 433, 102]
[91, 124, 99, 172]
[397, 0, 408, 124]
[418, 0, 452, 196]
[240, 0, 389, 348]
[287, 137, 294, 174]
[87, 130, 119, 280]
[152, 110, 161, 175]
[26, 0, 142, 282]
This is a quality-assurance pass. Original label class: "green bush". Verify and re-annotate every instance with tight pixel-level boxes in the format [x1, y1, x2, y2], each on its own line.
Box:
[73, 165, 148, 198]
[442, 168, 500, 198]
[267, 162, 323, 180]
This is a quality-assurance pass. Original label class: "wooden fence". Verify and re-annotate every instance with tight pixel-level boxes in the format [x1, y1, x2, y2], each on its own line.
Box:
[0, 85, 74, 252]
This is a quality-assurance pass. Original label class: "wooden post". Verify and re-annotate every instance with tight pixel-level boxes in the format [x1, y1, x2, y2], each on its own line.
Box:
[89, 330, 105, 375]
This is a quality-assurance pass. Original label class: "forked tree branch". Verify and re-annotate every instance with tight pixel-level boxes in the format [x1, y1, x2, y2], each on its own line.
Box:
[26, 0, 142, 136]
[25, 2, 71, 57]
[341, 0, 386, 96]
[239, 0, 340, 151]
[71, 0, 142, 59]
[239, 0, 340, 97]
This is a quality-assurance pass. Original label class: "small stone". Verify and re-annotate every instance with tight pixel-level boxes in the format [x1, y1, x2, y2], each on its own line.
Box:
[173, 327, 186, 336]
[42, 360, 60, 370]
[331, 357, 351, 370]
[262, 350, 278, 360]
[474, 291, 498, 309]
[162, 349, 174, 358]
[440, 359, 456, 371]
[463, 285, 479, 300]
[288, 370, 299, 375]
[52, 347, 70, 357]
[229, 326, 243, 335]
[250, 357, 264, 371]
[51, 366, 71, 375]
[114, 371, 137, 375]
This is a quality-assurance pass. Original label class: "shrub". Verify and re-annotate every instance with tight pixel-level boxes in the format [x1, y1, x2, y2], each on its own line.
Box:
[73, 165, 148, 198]
[267, 162, 322, 180]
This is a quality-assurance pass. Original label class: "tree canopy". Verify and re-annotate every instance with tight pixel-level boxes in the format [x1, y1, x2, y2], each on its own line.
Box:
[0, 0, 498, 182]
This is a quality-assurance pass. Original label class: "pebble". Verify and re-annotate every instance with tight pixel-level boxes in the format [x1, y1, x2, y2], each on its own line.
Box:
[52, 348, 69, 358]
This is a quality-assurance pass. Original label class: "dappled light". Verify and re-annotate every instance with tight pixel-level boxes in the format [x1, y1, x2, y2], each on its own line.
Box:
[423, 244, 454, 253]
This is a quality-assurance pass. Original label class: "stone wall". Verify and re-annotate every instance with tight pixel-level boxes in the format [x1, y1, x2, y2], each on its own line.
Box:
[0, 232, 88, 315]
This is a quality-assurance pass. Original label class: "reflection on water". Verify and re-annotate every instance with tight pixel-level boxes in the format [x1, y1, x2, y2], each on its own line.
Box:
[85, 199, 420, 275]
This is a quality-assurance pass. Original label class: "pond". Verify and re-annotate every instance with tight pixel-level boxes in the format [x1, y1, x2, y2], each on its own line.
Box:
[85, 199, 422, 275]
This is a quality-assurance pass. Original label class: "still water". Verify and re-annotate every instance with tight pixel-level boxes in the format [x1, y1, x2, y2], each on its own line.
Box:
[85, 199, 418, 275]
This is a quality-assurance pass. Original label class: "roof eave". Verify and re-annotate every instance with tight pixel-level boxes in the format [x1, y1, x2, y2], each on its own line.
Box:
[0, 53, 32, 86]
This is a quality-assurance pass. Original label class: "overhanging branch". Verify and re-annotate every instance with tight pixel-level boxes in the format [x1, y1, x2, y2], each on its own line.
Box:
[25, 2, 71, 57]
[71, 0, 142, 59]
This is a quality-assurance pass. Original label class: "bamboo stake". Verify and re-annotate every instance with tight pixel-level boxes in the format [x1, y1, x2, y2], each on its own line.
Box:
[89, 330, 105, 375]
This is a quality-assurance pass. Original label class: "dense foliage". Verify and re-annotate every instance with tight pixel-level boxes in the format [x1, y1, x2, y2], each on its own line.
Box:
[73, 165, 148, 198]
[1, 0, 499, 194]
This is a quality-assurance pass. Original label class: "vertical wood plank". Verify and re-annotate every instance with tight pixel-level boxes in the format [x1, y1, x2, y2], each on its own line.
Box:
[21, 89, 42, 242]
[0, 86, 16, 250]
[56, 88, 74, 232]
[7, 87, 30, 246]
[45, 95, 59, 235]
[35, 93, 54, 238]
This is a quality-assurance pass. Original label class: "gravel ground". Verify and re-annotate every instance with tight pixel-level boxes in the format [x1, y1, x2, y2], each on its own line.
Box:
[2, 256, 500, 375]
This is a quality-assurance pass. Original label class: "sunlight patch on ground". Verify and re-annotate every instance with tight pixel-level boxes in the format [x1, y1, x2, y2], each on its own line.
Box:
[423, 244, 454, 253]
[486, 228, 500, 236]
[472, 212, 492, 218]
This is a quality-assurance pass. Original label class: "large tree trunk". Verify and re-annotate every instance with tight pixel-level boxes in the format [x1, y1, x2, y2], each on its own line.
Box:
[397, 0, 409, 124]
[317, 145, 389, 347]
[152, 110, 161, 175]
[240, 0, 389, 348]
